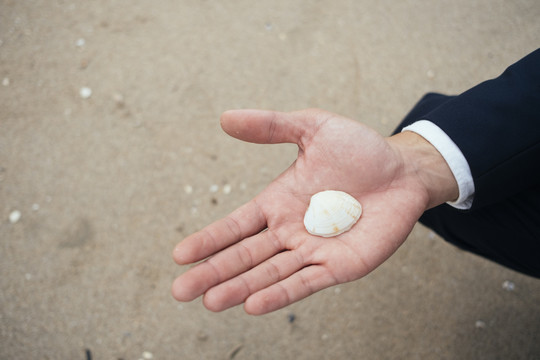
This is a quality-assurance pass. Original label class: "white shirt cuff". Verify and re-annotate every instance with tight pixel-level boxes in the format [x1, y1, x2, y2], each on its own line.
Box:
[402, 120, 475, 210]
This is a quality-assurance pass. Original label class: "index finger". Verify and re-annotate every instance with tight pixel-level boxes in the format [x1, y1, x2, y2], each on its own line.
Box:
[173, 199, 267, 265]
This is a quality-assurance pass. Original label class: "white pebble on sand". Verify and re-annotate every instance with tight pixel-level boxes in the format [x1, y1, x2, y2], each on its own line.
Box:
[502, 280, 515, 291]
[79, 87, 92, 99]
[142, 351, 153, 359]
[9, 210, 21, 223]
[222, 184, 232, 194]
[184, 185, 193, 194]
[2, 77, 9, 86]
[209, 184, 219, 193]
[75, 38, 86, 47]
[475, 320, 486, 329]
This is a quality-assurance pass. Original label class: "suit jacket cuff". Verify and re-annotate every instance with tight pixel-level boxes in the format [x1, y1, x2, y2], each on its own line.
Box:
[402, 120, 475, 210]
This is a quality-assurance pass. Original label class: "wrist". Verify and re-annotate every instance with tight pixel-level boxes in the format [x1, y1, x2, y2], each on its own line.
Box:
[387, 131, 459, 210]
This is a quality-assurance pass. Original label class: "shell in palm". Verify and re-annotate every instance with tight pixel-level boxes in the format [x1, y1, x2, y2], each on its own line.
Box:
[303, 190, 362, 237]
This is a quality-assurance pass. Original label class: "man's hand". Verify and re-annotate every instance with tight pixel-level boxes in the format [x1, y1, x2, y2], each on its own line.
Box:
[171, 109, 458, 315]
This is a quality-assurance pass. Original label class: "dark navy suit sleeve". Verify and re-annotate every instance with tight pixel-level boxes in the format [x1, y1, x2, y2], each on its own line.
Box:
[422, 48, 540, 210]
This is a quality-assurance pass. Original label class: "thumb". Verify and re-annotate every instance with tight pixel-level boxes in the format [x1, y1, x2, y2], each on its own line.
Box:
[220, 109, 317, 145]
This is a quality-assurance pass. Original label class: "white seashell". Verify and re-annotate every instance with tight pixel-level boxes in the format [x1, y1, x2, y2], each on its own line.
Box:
[303, 190, 362, 237]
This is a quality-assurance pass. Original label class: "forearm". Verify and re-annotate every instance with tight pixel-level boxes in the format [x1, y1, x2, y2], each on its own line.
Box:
[419, 49, 540, 208]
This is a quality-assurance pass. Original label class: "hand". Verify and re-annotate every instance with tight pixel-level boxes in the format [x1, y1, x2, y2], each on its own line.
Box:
[171, 109, 458, 315]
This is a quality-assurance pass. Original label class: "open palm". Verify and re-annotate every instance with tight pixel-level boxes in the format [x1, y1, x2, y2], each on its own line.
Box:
[172, 109, 432, 315]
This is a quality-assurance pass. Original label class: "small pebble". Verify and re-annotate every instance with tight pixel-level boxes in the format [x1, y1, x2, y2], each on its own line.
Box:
[80, 58, 89, 69]
[2, 77, 9, 86]
[222, 184, 232, 194]
[227, 344, 243, 359]
[475, 320, 486, 329]
[9, 210, 21, 223]
[334, 287, 342, 294]
[112, 92, 125, 107]
[141, 351, 153, 359]
[426, 69, 435, 79]
[209, 184, 219, 193]
[502, 280, 515, 291]
[79, 87, 92, 99]
[196, 330, 209, 341]
[184, 185, 193, 194]
[31, 203, 40, 211]
[76, 38, 86, 47]
[287, 313, 296, 323]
